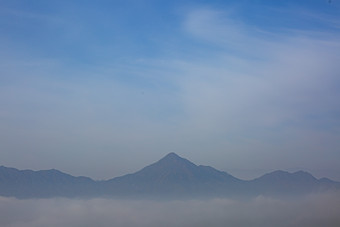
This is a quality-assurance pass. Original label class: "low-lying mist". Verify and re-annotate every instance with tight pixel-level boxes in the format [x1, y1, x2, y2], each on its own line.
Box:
[1, 193, 339, 227]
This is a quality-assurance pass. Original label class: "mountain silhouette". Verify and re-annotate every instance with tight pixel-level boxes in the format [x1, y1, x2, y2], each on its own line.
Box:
[0, 153, 339, 198]
[248, 170, 323, 196]
[104, 152, 242, 197]
[111, 152, 239, 183]
[0, 166, 96, 198]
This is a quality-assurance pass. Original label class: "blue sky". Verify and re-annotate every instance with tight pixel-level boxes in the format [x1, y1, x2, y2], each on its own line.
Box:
[1, 0, 340, 180]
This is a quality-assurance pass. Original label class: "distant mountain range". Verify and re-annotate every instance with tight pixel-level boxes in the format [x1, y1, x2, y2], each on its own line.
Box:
[1, 153, 339, 199]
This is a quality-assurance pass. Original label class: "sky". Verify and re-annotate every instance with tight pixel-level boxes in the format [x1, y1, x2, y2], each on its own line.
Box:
[0, 0, 340, 181]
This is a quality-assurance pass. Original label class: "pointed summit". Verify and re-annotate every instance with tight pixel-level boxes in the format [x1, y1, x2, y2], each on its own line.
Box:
[162, 152, 180, 160]
[141, 152, 197, 177]
[157, 152, 193, 166]
[158, 152, 182, 163]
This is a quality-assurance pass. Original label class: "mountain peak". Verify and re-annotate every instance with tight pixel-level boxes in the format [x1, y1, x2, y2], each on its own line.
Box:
[156, 153, 197, 169]
[155, 152, 196, 168]
[161, 152, 181, 160]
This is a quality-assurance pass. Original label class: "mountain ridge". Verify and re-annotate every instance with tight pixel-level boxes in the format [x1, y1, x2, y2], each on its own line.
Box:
[1, 153, 339, 198]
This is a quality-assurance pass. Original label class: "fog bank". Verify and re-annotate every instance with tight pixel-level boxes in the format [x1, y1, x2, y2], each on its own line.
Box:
[1, 193, 339, 227]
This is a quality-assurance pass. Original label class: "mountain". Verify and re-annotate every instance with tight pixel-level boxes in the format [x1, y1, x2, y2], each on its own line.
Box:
[248, 170, 332, 196]
[0, 153, 339, 199]
[103, 152, 242, 197]
[0, 166, 96, 198]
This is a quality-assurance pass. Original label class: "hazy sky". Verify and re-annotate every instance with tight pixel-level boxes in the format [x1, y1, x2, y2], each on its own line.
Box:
[1, 0, 340, 181]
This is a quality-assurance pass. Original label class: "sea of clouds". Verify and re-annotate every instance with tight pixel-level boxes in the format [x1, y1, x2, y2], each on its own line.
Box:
[0, 193, 339, 227]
